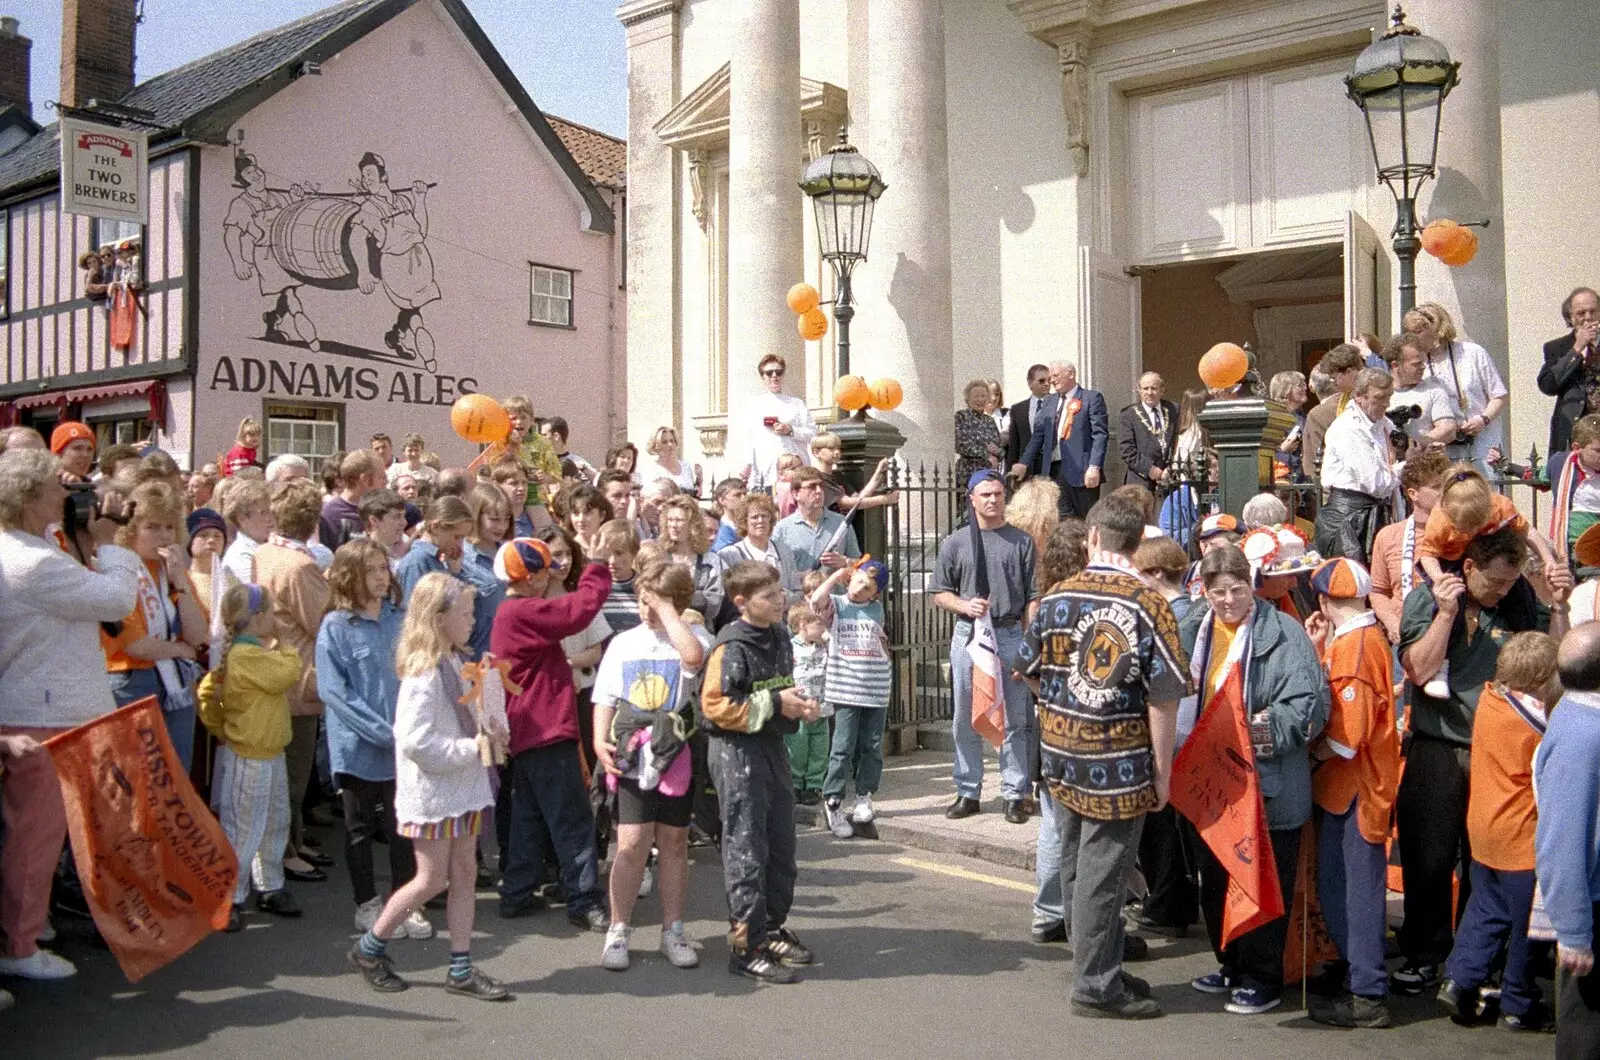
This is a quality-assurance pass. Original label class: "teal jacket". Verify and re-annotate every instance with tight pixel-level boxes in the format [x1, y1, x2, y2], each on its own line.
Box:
[1178, 598, 1328, 831]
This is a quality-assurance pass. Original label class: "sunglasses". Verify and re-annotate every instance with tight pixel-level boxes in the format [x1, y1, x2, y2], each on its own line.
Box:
[761, 368, 785, 378]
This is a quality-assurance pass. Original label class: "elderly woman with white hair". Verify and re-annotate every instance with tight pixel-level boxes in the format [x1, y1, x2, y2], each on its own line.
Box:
[0, 449, 142, 982]
[264, 452, 310, 486]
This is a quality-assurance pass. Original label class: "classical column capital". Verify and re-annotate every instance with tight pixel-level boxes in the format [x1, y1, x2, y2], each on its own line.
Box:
[616, 0, 682, 29]
[1057, 36, 1091, 178]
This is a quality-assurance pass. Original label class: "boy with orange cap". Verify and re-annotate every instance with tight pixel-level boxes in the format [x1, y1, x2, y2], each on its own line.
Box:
[1303, 557, 1400, 1030]
[50, 422, 95, 482]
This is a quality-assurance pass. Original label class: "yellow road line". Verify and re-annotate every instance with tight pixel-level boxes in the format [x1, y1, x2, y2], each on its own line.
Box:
[894, 856, 1035, 895]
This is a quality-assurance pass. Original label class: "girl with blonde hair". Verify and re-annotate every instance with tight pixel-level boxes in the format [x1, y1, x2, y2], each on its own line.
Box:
[197, 583, 303, 930]
[349, 572, 508, 1000]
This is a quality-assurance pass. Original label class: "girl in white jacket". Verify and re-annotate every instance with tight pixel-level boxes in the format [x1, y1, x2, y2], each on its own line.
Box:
[347, 573, 508, 1000]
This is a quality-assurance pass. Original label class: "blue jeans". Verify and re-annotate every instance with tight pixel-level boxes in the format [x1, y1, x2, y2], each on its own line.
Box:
[1034, 792, 1074, 931]
[949, 621, 1036, 801]
[1446, 863, 1541, 1016]
[1316, 802, 1390, 998]
[499, 741, 603, 915]
[823, 705, 886, 799]
[109, 667, 195, 774]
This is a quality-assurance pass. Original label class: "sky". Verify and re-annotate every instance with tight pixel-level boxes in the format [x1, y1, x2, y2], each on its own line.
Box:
[10, 0, 628, 136]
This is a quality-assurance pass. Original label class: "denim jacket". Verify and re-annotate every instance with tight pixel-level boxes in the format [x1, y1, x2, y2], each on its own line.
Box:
[462, 541, 507, 661]
[1178, 598, 1328, 831]
[316, 603, 406, 782]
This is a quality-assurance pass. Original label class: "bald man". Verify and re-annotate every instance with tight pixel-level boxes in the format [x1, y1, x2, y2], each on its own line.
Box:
[1536, 622, 1600, 1056]
[1020, 361, 1109, 518]
[1118, 372, 1178, 489]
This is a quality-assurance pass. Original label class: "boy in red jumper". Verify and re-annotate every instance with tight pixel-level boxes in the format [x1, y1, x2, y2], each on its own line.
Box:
[1304, 558, 1400, 1030]
[490, 534, 613, 929]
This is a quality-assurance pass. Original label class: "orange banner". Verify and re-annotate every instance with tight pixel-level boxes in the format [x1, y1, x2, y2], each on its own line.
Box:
[46, 698, 238, 982]
[1283, 819, 1341, 983]
[969, 616, 1004, 749]
[1170, 666, 1284, 948]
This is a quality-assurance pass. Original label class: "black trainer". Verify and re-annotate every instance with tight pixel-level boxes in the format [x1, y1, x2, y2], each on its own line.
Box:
[1436, 977, 1478, 1023]
[498, 894, 547, 919]
[255, 889, 302, 917]
[348, 943, 408, 993]
[945, 796, 981, 820]
[764, 928, 814, 966]
[445, 968, 511, 1001]
[729, 946, 797, 984]
[1310, 993, 1393, 1029]
[1072, 994, 1163, 1020]
[567, 905, 609, 933]
[1391, 961, 1439, 996]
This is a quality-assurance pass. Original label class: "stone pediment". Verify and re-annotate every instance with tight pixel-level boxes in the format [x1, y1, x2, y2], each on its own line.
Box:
[654, 62, 848, 149]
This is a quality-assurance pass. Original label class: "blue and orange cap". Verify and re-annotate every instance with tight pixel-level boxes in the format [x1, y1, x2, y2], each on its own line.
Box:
[1310, 557, 1372, 600]
[494, 538, 553, 584]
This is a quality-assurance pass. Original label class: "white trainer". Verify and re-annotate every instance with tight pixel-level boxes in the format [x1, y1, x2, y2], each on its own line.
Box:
[353, 896, 383, 933]
[0, 949, 77, 980]
[659, 923, 700, 969]
[825, 799, 854, 839]
[399, 910, 435, 940]
[37, 918, 55, 944]
[850, 795, 876, 825]
[601, 923, 631, 971]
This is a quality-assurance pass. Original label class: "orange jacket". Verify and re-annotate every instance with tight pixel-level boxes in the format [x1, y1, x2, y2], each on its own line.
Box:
[1312, 614, 1400, 845]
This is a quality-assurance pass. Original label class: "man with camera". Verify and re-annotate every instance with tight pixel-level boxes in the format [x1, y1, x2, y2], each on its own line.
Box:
[0, 448, 141, 981]
[1382, 333, 1458, 454]
[1313, 368, 1402, 566]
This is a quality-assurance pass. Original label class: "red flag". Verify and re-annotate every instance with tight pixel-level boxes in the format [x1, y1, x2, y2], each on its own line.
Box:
[969, 614, 1004, 749]
[1170, 666, 1284, 948]
[45, 698, 238, 982]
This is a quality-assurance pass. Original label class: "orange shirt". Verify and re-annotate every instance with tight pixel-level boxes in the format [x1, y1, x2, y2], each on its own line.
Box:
[100, 559, 176, 673]
[1418, 493, 1527, 562]
[1312, 613, 1400, 845]
[1466, 682, 1545, 872]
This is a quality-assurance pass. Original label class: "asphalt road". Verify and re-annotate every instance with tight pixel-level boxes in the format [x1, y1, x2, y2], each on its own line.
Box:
[5, 827, 1553, 1060]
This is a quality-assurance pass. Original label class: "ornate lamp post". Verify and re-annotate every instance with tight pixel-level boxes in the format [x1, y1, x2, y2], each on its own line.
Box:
[1345, 4, 1459, 314]
[799, 128, 887, 378]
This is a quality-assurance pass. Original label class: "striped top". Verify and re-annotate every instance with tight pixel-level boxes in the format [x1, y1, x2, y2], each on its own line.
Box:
[823, 593, 891, 709]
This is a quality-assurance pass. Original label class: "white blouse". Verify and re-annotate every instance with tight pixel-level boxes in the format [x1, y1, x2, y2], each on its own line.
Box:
[1423, 339, 1506, 449]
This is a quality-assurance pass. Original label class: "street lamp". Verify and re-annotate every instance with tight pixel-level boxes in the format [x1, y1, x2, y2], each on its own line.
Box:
[799, 127, 886, 378]
[1345, 3, 1459, 314]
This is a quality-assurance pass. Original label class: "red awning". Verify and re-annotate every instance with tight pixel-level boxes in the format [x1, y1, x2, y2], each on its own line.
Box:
[0, 379, 167, 431]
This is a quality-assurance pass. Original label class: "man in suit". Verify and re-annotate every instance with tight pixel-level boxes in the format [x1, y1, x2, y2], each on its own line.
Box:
[1006, 363, 1053, 475]
[1118, 371, 1178, 489]
[1020, 360, 1108, 518]
[1537, 287, 1600, 458]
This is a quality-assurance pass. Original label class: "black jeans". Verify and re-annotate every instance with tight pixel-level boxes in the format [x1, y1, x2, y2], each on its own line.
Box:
[499, 741, 602, 914]
[1138, 806, 1199, 930]
[1396, 734, 1472, 965]
[1199, 824, 1301, 995]
[1557, 906, 1600, 1060]
[338, 775, 416, 906]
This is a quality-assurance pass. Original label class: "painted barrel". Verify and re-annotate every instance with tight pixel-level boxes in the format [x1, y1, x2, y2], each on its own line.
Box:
[269, 196, 361, 285]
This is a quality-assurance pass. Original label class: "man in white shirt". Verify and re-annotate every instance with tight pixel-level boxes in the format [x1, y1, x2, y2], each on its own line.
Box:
[739, 354, 817, 491]
[1313, 368, 1400, 566]
[1382, 334, 1458, 451]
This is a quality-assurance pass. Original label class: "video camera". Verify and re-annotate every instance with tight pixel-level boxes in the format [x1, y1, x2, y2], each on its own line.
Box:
[1387, 403, 1423, 451]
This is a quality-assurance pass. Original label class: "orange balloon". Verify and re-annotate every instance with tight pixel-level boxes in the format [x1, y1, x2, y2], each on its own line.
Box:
[1422, 219, 1478, 267]
[834, 374, 870, 412]
[787, 283, 820, 315]
[1198, 343, 1249, 390]
[451, 393, 511, 445]
[867, 377, 903, 411]
[798, 308, 829, 341]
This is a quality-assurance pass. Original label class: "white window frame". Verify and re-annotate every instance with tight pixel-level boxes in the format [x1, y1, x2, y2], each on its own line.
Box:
[528, 263, 574, 328]
[264, 401, 342, 476]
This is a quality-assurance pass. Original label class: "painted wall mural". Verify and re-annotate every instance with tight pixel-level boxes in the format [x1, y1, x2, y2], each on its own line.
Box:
[222, 140, 441, 372]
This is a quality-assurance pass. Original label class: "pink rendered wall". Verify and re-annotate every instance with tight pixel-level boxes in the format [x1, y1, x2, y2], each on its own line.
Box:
[194, 0, 620, 470]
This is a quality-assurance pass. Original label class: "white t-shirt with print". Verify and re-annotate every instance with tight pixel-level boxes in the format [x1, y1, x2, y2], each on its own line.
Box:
[593, 622, 713, 715]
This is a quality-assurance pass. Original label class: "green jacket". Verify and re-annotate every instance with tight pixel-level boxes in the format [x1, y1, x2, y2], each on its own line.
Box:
[1178, 599, 1328, 831]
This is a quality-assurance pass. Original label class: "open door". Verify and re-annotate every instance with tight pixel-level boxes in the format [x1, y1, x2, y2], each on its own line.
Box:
[1079, 247, 1142, 487]
[1344, 210, 1393, 341]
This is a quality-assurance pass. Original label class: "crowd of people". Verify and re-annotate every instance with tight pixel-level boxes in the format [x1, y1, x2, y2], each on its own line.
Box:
[1, 290, 1599, 1055]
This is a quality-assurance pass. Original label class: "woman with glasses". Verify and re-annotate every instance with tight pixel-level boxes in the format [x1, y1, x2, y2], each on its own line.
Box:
[1176, 544, 1328, 1019]
[738, 354, 818, 492]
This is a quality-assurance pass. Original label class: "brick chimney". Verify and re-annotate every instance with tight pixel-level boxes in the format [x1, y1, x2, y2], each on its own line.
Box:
[0, 16, 30, 117]
[60, 0, 137, 110]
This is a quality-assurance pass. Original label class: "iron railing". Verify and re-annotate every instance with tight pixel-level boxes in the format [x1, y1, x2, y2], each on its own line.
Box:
[880, 461, 965, 730]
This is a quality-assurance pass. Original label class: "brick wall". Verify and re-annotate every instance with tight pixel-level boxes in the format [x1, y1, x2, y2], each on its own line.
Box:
[0, 17, 31, 116]
[60, 0, 137, 109]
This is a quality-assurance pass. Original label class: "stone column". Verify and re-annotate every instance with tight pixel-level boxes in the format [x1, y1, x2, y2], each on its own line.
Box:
[726, 0, 804, 429]
[617, 0, 683, 444]
[1405, 1, 1508, 401]
[854, 0, 955, 462]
